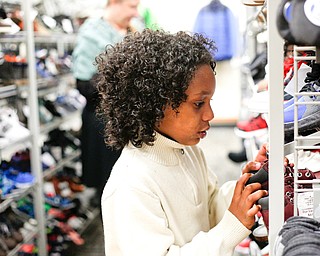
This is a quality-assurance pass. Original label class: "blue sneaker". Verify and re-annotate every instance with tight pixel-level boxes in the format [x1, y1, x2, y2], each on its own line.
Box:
[0, 175, 16, 197]
[284, 82, 320, 135]
[45, 194, 75, 210]
[4, 168, 35, 188]
[283, 96, 302, 110]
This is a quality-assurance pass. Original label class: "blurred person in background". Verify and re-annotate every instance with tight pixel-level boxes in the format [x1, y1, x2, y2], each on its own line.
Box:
[72, 0, 140, 207]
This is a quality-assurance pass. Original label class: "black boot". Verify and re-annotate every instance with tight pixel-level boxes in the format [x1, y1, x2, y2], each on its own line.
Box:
[228, 148, 247, 163]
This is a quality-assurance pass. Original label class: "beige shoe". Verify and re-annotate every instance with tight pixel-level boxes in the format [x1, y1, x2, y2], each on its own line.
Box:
[242, 0, 264, 6]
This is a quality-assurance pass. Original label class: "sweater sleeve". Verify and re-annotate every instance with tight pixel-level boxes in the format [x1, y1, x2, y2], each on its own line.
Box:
[102, 185, 250, 256]
[172, 210, 251, 256]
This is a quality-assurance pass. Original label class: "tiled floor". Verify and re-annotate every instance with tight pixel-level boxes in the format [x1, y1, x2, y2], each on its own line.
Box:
[66, 125, 243, 255]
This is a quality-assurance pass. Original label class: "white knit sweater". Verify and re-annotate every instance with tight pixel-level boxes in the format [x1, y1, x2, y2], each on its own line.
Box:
[101, 132, 250, 255]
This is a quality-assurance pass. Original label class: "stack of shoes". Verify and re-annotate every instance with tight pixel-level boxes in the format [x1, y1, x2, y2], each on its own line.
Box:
[273, 216, 320, 256]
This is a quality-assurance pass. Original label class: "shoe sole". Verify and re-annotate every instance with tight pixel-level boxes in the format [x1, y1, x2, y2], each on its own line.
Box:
[284, 110, 320, 135]
[234, 127, 268, 138]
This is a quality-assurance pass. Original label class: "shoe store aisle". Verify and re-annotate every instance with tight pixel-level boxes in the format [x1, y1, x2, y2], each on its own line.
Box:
[65, 125, 243, 256]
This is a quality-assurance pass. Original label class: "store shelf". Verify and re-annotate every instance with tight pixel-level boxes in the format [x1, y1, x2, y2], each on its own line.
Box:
[40, 109, 81, 134]
[284, 131, 320, 155]
[0, 84, 17, 99]
[43, 149, 81, 179]
[0, 185, 36, 213]
[0, 32, 76, 44]
[0, 135, 31, 152]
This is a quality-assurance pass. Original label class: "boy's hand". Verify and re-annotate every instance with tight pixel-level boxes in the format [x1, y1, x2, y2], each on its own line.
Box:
[229, 173, 268, 229]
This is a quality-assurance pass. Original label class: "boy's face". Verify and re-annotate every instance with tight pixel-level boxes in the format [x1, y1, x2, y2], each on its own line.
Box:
[156, 64, 215, 146]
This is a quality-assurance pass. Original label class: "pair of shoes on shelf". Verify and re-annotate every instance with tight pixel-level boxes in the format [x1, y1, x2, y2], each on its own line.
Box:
[250, 161, 316, 230]
[55, 89, 86, 114]
[48, 171, 85, 199]
[55, 167, 85, 193]
[3, 168, 35, 189]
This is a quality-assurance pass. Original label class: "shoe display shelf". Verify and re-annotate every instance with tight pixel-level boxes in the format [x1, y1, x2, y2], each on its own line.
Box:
[266, 1, 320, 252]
[235, 3, 269, 163]
[0, 1, 82, 255]
[284, 46, 320, 214]
[0, 91, 38, 255]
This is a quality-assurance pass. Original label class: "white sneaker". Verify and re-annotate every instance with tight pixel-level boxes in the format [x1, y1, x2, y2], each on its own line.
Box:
[0, 107, 30, 146]
[248, 91, 269, 113]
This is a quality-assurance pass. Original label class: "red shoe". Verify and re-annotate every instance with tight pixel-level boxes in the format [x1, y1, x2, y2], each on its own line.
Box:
[235, 237, 251, 255]
[235, 114, 268, 138]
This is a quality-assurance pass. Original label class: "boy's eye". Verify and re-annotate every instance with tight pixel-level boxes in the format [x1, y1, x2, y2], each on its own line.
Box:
[194, 101, 204, 108]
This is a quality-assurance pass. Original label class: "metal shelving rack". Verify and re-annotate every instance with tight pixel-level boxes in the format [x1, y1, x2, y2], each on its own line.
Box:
[0, 1, 79, 255]
[22, 1, 47, 255]
[268, 7, 320, 254]
[291, 46, 320, 218]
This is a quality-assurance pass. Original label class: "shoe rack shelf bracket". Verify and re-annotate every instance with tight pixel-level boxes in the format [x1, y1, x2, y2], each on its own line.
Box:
[266, 0, 285, 253]
[22, 1, 47, 255]
[292, 46, 320, 217]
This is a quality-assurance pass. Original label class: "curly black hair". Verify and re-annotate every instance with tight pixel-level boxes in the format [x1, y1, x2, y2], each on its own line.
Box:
[96, 29, 217, 150]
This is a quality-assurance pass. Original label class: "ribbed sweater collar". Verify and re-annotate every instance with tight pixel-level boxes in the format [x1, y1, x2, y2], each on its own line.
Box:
[132, 132, 187, 166]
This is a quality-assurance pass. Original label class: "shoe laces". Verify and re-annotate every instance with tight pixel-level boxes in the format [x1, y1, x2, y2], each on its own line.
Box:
[300, 81, 320, 100]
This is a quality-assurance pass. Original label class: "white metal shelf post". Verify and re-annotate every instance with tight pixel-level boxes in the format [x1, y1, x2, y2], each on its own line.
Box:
[267, 0, 285, 254]
[22, 0, 48, 255]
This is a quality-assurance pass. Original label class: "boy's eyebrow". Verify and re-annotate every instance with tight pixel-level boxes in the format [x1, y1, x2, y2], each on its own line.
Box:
[192, 91, 213, 96]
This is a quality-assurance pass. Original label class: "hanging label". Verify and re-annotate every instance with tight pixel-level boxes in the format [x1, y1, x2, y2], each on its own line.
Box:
[298, 191, 314, 218]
